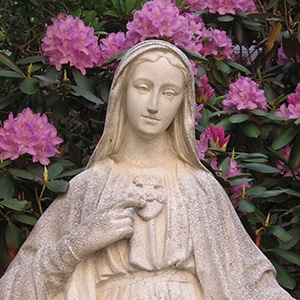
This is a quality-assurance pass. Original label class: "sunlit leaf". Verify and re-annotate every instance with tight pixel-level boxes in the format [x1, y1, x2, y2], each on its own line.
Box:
[8, 168, 35, 180]
[215, 60, 231, 74]
[267, 225, 293, 243]
[16, 56, 46, 64]
[242, 163, 279, 173]
[237, 199, 256, 213]
[266, 22, 282, 52]
[47, 162, 64, 180]
[226, 60, 251, 74]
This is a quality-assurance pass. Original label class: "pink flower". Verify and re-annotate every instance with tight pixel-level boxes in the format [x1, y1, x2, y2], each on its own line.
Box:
[275, 145, 300, 177]
[277, 46, 300, 66]
[276, 83, 300, 119]
[0, 108, 63, 165]
[126, 0, 190, 47]
[184, 0, 257, 15]
[42, 14, 101, 75]
[204, 124, 230, 151]
[195, 103, 204, 125]
[201, 28, 234, 60]
[196, 75, 215, 104]
[223, 76, 267, 111]
[98, 32, 133, 68]
[196, 133, 209, 159]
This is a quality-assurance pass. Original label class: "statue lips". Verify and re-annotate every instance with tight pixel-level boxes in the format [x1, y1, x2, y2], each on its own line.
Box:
[141, 115, 160, 122]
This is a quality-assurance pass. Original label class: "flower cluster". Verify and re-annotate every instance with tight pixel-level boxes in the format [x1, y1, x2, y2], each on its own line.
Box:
[277, 46, 300, 66]
[223, 76, 267, 111]
[275, 145, 300, 177]
[196, 75, 215, 104]
[184, 0, 257, 15]
[0, 108, 63, 165]
[42, 13, 101, 75]
[99, 0, 233, 68]
[276, 83, 300, 119]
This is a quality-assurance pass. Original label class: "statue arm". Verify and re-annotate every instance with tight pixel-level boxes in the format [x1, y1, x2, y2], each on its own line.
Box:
[0, 170, 90, 300]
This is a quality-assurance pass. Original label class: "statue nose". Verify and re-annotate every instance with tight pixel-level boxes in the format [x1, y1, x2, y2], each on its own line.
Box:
[147, 90, 159, 114]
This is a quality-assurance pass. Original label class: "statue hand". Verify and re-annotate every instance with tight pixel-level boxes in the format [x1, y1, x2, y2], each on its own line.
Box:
[66, 199, 146, 259]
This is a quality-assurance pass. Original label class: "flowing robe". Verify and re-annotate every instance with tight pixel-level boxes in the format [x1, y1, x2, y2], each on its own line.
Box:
[0, 158, 294, 300]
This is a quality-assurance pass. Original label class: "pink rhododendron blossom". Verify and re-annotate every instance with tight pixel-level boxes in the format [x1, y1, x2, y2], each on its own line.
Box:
[276, 83, 300, 119]
[42, 14, 101, 75]
[201, 29, 234, 60]
[195, 103, 204, 125]
[204, 124, 230, 151]
[196, 75, 215, 104]
[275, 145, 300, 177]
[184, 0, 257, 15]
[98, 32, 133, 68]
[126, 0, 187, 45]
[196, 133, 209, 159]
[277, 46, 300, 66]
[223, 76, 267, 111]
[0, 108, 63, 165]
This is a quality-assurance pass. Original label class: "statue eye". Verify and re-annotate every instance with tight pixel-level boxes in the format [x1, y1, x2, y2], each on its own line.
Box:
[163, 90, 176, 98]
[137, 84, 150, 92]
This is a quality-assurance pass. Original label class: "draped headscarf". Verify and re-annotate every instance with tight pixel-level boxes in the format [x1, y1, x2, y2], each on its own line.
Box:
[87, 40, 206, 170]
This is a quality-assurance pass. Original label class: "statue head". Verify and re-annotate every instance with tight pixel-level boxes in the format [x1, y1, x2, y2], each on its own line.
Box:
[87, 40, 203, 169]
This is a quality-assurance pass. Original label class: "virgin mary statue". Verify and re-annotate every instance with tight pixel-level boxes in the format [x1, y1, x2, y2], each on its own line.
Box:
[0, 40, 294, 300]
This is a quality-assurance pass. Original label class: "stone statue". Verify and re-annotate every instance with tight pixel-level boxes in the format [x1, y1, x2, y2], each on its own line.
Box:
[0, 40, 295, 300]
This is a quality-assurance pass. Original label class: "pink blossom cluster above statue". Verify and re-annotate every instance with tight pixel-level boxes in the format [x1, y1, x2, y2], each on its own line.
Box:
[41, 13, 101, 75]
[0, 108, 63, 165]
[276, 82, 300, 119]
[99, 0, 233, 67]
[184, 0, 257, 15]
[223, 76, 268, 111]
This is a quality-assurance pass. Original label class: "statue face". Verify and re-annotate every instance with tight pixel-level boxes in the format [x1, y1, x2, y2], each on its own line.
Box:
[126, 56, 184, 139]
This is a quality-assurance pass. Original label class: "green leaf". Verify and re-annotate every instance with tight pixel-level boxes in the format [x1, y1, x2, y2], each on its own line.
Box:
[271, 248, 300, 266]
[71, 85, 103, 104]
[217, 15, 235, 22]
[102, 50, 128, 66]
[0, 199, 28, 211]
[47, 162, 64, 180]
[8, 168, 35, 180]
[246, 185, 266, 197]
[0, 70, 24, 78]
[289, 138, 300, 169]
[27, 162, 44, 180]
[241, 122, 261, 138]
[54, 167, 84, 179]
[215, 60, 231, 74]
[237, 199, 256, 213]
[19, 77, 39, 95]
[13, 214, 37, 226]
[251, 109, 267, 117]
[71, 69, 91, 91]
[179, 48, 209, 63]
[279, 227, 300, 250]
[0, 160, 12, 168]
[242, 163, 279, 173]
[16, 56, 46, 64]
[267, 225, 293, 243]
[286, 0, 296, 5]
[271, 260, 296, 289]
[226, 60, 251, 74]
[229, 114, 249, 123]
[5, 222, 23, 252]
[266, 0, 279, 9]
[272, 128, 298, 150]
[0, 173, 14, 200]
[45, 180, 69, 193]
[0, 53, 25, 77]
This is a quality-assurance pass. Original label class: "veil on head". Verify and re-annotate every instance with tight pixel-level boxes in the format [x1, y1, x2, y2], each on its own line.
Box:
[87, 39, 205, 170]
